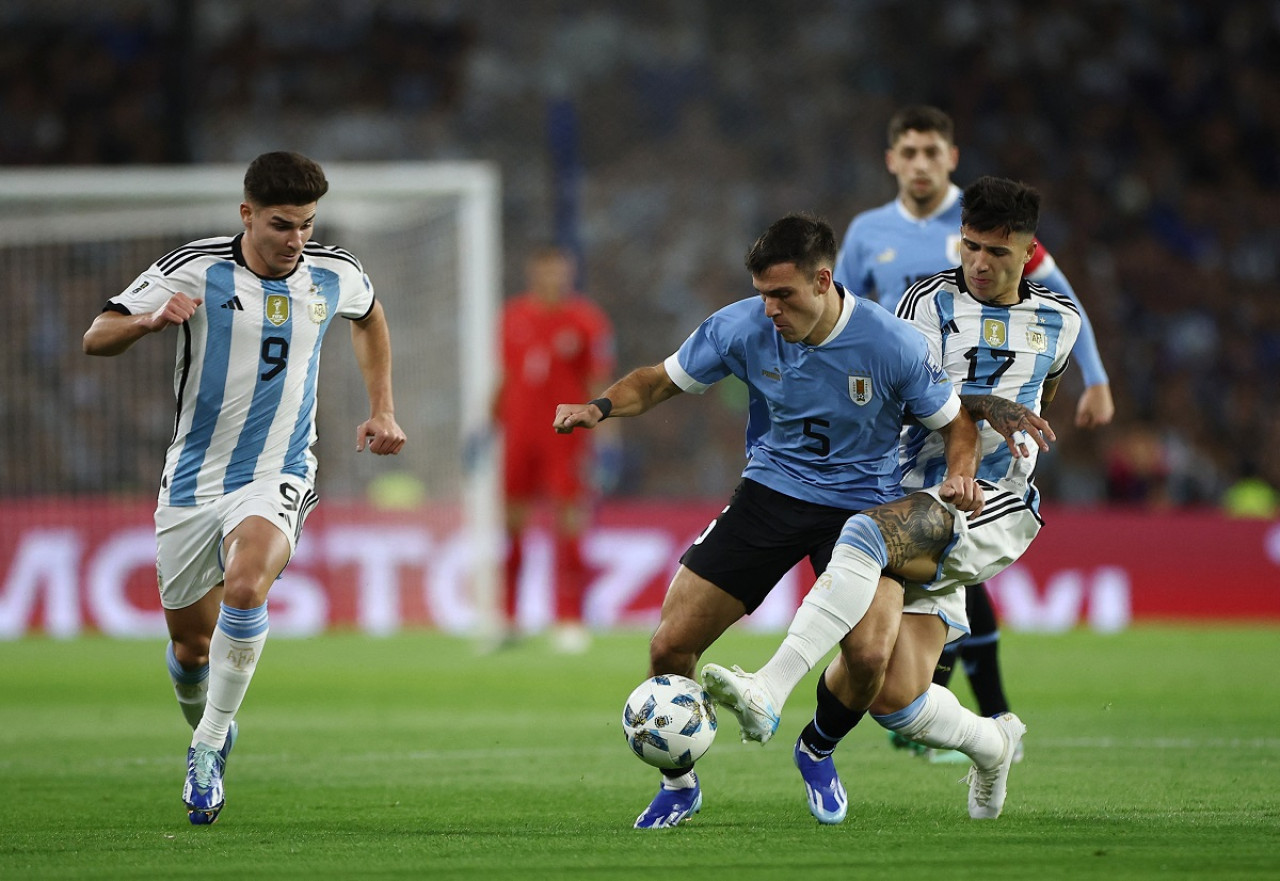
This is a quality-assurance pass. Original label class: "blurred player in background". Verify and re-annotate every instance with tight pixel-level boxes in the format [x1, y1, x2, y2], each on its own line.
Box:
[494, 244, 615, 653]
[834, 106, 1113, 751]
[82, 151, 407, 824]
[554, 214, 984, 829]
[705, 176, 1080, 822]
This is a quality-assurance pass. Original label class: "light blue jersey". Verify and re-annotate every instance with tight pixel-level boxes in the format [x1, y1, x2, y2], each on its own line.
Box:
[108, 234, 376, 506]
[663, 286, 961, 509]
[834, 184, 1107, 387]
[895, 268, 1081, 495]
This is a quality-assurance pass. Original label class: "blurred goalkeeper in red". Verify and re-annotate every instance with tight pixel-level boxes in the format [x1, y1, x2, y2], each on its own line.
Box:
[493, 244, 615, 652]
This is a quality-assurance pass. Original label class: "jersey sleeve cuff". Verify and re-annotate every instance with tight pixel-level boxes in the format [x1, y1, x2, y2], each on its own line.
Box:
[918, 391, 961, 431]
[662, 353, 711, 394]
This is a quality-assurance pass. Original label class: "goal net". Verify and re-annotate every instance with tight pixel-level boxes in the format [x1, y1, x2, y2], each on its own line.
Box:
[0, 163, 502, 637]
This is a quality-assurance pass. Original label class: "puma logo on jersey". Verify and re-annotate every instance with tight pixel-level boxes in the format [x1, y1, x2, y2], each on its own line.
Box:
[220, 296, 245, 311]
[876, 248, 896, 264]
[761, 368, 781, 381]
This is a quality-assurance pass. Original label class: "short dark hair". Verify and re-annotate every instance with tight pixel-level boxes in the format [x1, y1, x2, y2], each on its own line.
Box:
[961, 176, 1040, 237]
[243, 152, 329, 207]
[887, 105, 955, 147]
[744, 213, 836, 277]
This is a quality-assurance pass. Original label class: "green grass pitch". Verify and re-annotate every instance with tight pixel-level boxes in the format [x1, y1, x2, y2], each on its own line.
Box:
[1, 626, 1277, 880]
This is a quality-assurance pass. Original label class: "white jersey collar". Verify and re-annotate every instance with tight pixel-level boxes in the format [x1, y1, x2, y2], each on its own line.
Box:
[895, 183, 962, 224]
[811, 284, 857, 348]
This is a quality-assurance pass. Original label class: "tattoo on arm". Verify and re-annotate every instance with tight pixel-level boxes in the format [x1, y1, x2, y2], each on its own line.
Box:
[961, 394, 1032, 438]
[866, 493, 953, 570]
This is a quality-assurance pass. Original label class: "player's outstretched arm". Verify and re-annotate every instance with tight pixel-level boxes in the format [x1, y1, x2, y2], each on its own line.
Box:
[83, 292, 203, 357]
[1035, 263, 1114, 429]
[553, 363, 683, 433]
[351, 300, 406, 455]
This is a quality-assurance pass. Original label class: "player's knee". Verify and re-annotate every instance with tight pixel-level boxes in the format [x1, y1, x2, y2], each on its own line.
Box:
[869, 681, 918, 717]
[171, 635, 211, 667]
[839, 617, 890, 676]
[221, 577, 269, 610]
[840, 640, 893, 687]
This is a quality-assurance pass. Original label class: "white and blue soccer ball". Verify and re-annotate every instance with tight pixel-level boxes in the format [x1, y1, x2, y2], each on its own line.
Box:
[622, 674, 717, 769]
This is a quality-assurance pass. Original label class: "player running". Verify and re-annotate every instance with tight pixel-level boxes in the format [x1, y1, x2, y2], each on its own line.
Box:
[83, 152, 406, 824]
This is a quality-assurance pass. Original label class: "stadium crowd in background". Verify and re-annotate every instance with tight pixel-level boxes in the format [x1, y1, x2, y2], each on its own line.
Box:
[3, 0, 1279, 509]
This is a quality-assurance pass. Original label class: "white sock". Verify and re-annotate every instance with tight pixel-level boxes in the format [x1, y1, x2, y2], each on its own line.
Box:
[661, 770, 697, 790]
[876, 684, 1004, 767]
[754, 535, 885, 711]
[193, 603, 269, 750]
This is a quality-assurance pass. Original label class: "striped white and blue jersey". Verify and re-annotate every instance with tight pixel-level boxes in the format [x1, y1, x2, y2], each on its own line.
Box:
[107, 234, 376, 506]
[834, 184, 1108, 386]
[895, 268, 1081, 495]
[663, 286, 961, 510]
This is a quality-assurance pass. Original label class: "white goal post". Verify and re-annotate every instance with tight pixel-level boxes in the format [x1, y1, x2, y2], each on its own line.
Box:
[0, 162, 502, 635]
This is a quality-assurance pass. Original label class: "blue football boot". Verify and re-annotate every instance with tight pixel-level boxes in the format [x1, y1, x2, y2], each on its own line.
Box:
[634, 774, 702, 829]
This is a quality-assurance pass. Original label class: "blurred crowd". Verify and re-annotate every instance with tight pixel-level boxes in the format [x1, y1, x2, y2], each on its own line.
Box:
[2, 0, 1278, 511]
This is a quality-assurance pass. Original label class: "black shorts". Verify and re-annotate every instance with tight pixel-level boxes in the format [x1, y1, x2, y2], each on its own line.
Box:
[680, 478, 863, 613]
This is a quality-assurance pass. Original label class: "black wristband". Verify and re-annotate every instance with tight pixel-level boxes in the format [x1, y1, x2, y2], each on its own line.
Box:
[588, 397, 613, 420]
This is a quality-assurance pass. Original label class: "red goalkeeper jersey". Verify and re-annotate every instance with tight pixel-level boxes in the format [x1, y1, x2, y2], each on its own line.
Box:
[498, 291, 615, 435]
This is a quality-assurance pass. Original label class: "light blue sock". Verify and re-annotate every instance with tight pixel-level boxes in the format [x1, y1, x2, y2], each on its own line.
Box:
[166, 641, 209, 730]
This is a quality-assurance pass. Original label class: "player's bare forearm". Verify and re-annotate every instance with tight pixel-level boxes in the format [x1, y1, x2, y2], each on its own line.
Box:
[553, 363, 683, 433]
[83, 293, 203, 356]
[938, 408, 980, 480]
[961, 393, 1055, 457]
[83, 312, 151, 356]
[935, 408, 983, 513]
[351, 301, 405, 454]
[601, 364, 684, 417]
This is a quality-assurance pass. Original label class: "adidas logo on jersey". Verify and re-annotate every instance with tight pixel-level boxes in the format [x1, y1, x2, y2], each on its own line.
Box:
[220, 296, 245, 311]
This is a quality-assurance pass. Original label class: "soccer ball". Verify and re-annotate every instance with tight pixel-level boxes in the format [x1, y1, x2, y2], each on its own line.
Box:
[621, 674, 717, 770]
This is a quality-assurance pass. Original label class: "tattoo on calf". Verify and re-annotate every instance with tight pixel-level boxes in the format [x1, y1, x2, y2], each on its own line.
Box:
[867, 494, 953, 570]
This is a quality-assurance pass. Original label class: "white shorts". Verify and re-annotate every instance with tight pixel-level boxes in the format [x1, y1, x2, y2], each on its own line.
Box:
[903, 582, 970, 645]
[153, 475, 317, 610]
[902, 478, 1042, 644]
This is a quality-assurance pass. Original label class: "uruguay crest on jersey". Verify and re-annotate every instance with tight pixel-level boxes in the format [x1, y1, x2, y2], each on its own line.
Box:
[848, 374, 874, 405]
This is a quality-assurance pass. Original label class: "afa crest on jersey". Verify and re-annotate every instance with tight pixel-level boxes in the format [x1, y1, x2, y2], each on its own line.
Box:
[848, 374, 874, 405]
[266, 295, 290, 327]
[308, 299, 327, 324]
[1025, 326, 1048, 353]
[983, 318, 1007, 347]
